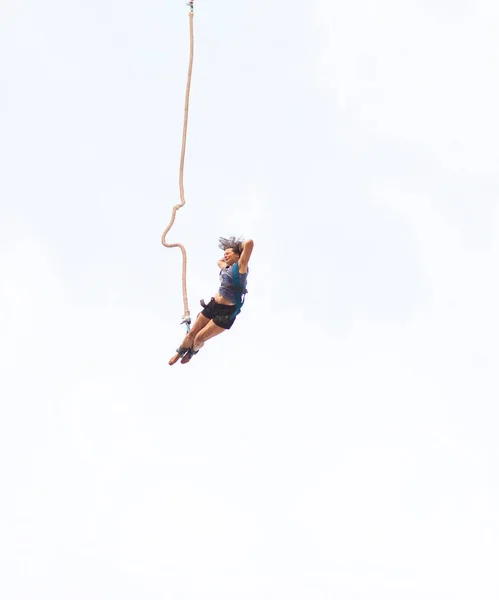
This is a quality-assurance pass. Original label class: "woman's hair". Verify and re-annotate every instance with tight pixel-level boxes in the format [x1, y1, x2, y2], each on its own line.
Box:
[219, 236, 244, 256]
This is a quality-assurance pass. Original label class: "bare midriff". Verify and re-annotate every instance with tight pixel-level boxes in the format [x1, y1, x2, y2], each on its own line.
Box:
[214, 293, 234, 306]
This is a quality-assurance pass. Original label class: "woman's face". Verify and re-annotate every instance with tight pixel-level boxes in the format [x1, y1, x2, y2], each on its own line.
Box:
[223, 248, 239, 266]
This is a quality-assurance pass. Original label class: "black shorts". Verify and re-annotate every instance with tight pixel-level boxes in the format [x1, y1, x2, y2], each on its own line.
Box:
[201, 298, 237, 330]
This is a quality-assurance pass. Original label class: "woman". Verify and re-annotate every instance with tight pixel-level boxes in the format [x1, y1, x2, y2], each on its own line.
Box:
[169, 236, 254, 365]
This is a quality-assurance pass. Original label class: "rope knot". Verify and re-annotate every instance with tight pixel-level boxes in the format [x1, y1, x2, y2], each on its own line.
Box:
[181, 314, 192, 332]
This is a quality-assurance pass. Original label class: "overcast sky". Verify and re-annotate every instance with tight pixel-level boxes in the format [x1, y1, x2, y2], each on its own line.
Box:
[1, 1, 498, 599]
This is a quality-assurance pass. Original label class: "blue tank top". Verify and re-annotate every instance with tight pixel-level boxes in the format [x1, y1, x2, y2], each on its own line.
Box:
[218, 262, 248, 304]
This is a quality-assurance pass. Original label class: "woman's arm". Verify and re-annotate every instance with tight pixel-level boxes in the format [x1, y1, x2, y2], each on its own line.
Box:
[238, 239, 254, 273]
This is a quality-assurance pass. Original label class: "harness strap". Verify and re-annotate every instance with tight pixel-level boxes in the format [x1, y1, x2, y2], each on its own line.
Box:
[231, 262, 246, 317]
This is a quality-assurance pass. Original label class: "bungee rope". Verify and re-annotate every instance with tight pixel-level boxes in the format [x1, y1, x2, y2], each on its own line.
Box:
[161, 1, 195, 332]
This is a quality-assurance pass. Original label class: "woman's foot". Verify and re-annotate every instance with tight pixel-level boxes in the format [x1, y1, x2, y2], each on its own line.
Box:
[180, 348, 199, 364]
[169, 346, 189, 366]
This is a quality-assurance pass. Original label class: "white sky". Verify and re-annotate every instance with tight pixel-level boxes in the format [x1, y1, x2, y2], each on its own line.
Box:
[1, 1, 499, 598]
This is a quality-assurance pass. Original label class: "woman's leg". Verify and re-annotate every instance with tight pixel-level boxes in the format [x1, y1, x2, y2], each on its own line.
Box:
[179, 312, 210, 349]
[192, 320, 227, 352]
[168, 312, 210, 365]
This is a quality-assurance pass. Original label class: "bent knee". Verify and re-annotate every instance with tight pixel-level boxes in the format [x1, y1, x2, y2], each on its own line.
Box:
[193, 332, 206, 346]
